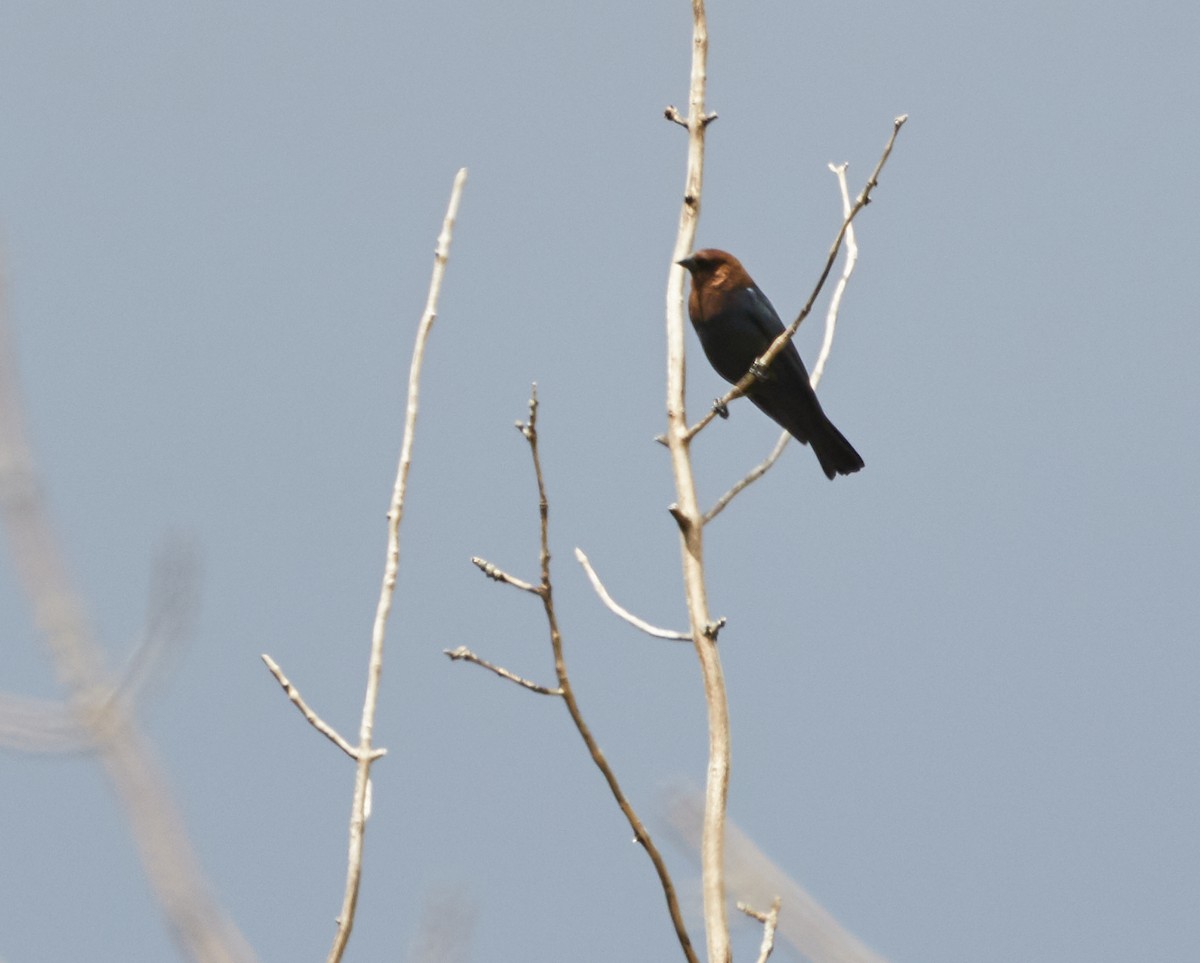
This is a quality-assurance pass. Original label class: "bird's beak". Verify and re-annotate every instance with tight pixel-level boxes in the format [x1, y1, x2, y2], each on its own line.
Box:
[676, 255, 697, 271]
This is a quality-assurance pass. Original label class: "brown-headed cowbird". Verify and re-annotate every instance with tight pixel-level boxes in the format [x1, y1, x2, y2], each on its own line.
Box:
[678, 248, 864, 480]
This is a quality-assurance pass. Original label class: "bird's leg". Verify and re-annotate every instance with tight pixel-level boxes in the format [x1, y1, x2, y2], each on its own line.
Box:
[711, 399, 729, 419]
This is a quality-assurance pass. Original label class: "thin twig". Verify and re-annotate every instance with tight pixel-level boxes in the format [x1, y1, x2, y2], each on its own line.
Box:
[574, 548, 690, 641]
[471, 556, 539, 594]
[685, 115, 907, 442]
[810, 163, 858, 388]
[703, 430, 790, 525]
[738, 897, 783, 963]
[703, 159, 866, 523]
[261, 655, 375, 761]
[324, 167, 468, 963]
[442, 646, 562, 696]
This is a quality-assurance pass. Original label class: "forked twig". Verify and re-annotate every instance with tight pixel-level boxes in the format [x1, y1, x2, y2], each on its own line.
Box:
[325, 166, 467, 963]
[452, 387, 700, 963]
[0, 239, 257, 962]
[260, 167, 467, 963]
[738, 897, 783, 963]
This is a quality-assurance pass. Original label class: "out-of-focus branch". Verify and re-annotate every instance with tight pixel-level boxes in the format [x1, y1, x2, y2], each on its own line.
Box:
[452, 387, 699, 963]
[574, 548, 690, 641]
[0, 694, 89, 753]
[663, 3, 731, 962]
[666, 786, 890, 963]
[685, 115, 908, 443]
[405, 887, 478, 963]
[0, 252, 256, 960]
[107, 538, 201, 711]
[299, 165, 468, 963]
[703, 159, 868, 523]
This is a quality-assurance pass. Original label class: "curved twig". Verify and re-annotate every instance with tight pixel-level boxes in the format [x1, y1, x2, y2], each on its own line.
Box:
[574, 549, 690, 641]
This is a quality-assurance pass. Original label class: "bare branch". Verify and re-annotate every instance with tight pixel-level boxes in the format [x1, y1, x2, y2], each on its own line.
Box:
[470, 556, 539, 595]
[456, 387, 700, 963]
[738, 897, 783, 963]
[260, 655, 377, 761]
[702, 431, 790, 525]
[662, 4, 733, 962]
[810, 162, 858, 389]
[0, 242, 258, 961]
[574, 548, 690, 641]
[323, 166, 468, 963]
[685, 114, 908, 442]
[523, 390, 698, 963]
[442, 646, 561, 696]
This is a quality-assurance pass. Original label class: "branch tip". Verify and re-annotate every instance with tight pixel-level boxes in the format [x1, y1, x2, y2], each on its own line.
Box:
[261, 653, 361, 762]
[443, 646, 561, 696]
[575, 548, 691, 642]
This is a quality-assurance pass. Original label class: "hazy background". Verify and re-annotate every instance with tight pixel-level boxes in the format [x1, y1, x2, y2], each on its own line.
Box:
[1, 2, 1197, 961]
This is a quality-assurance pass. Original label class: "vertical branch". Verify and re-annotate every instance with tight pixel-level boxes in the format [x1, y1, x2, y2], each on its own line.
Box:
[665, 3, 731, 962]
[327, 167, 468, 963]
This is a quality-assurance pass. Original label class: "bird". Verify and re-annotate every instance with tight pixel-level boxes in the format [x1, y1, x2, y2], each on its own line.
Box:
[677, 248, 864, 480]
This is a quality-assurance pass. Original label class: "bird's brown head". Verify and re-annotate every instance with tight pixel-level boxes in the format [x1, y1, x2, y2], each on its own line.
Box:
[677, 248, 753, 293]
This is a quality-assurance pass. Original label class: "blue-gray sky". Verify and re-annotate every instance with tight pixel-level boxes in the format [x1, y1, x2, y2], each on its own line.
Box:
[1, 2, 1197, 961]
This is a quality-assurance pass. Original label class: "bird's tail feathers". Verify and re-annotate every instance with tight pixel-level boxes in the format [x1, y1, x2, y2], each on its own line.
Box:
[810, 421, 865, 480]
